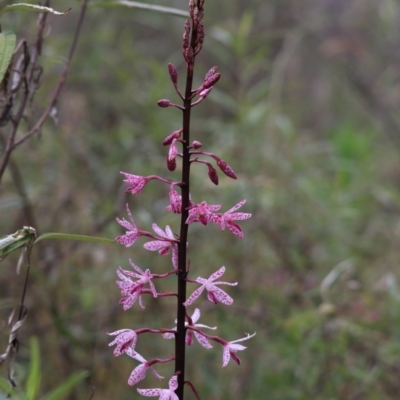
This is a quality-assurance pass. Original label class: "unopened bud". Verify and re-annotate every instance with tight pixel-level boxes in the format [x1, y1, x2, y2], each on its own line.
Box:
[183, 19, 190, 49]
[205, 66, 218, 81]
[189, 0, 195, 17]
[199, 87, 212, 99]
[193, 7, 199, 27]
[208, 165, 219, 185]
[168, 139, 178, 162]
[167, 158, 177, 171]
[168, 63, 178, 84]
[163, 129, 182, 146]
[158, 99, 171, 108]
[203, 73, 221, 89]
[217, 159, 237, 179]
[192, 140, 202, 149]
[197, 20, 205, 46]
[185, 47, 194, 65]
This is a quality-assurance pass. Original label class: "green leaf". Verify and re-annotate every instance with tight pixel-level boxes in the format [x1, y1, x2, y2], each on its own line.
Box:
[91, 1, 188, 18]
[0, 377, 17, 398]
[0, 31, 16, 84]
[0, 4, 71, 16]
[0, 226, 36, 261]
[42, 371, 89, 400]
[34, 233, 115, 244]
[25, 337, 41, 400]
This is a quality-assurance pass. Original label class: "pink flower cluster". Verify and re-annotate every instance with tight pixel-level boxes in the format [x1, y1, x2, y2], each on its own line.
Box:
[108, 1, 254, 398]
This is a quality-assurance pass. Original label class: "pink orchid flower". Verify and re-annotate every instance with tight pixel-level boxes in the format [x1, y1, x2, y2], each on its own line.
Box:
[121, 172, 149, 195]
[116, 259, 157, 310]
[127, 352, 164, 386]
[143, 224, 178, 269]
[162, 308, 216, 349]
[209, 199, 251, 238]
[137, 375, 178, 400]
[115, 204, 142, 247]
[166, 185, 182, 214]
[107, 328, 138, 357]
[183, 266, 237, 306]
[222, 332, 256, 367]
[186, 201, 221, 225]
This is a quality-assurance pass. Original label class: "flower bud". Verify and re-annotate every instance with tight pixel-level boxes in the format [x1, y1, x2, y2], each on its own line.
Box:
[163, 129, 182, 146]
[157, 99, 171, 108]
[205, 66, 218, 81]
[185, 47, 194, 66]
[189, 0, 195, 18]
[199, 87, 212, 99]
[168, 139, 178, 162]
[193, 6, 199, 27]
[203, 73, 221, 89]
[217, 159, 237, 179]
[191, 140, 202, 149]
[168, 63, 178, 84]
[167, 158, 177, 171]
[197, 20, 205, 46]
[208, 165, 219, 185]
[183, 19, 190, 50]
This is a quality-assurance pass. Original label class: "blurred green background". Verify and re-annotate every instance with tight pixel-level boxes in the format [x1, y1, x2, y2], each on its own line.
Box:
[2, 0, 400, 398]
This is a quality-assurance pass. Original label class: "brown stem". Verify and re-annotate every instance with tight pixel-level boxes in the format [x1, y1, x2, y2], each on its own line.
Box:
[175, 20, 200, 400]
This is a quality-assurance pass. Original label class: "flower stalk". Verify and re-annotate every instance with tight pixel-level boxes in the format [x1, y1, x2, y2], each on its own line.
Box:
[109, 1, 254, 398]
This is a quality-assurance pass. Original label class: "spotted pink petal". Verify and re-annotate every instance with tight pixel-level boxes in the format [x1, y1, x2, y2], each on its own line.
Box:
[226, 221, 244, 238]
[129, 259, 145, 275]
[209, 287, 234, 305]
[194, 331, 213, 349]
[229, 212, 252, 221]
[144, 240, 167, 251]
[191, 308, 200, 323]
[208, 204, 222, 211]
[152, 223, 166, 238]
[128, 364, 147, 386]
[169, 376, 178, 391]
[162, 331, 175, 339]
[149, 281, 158, 298]
[115, 231, 140, 247]
[120, 290, 141, 310]
[222, 344, 231, 367]
[183, 285, 206, 306]
[137, 388, 161, 396]
[171, 245, 178, 270]
[185, 330, 194, 346]
[226, 199, 247, 214]
[209, 265, 226, 281]
[150, 367, 164, 381]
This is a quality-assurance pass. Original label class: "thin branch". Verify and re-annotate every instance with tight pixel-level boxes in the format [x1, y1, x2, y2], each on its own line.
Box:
[11, 0, 89, 150]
